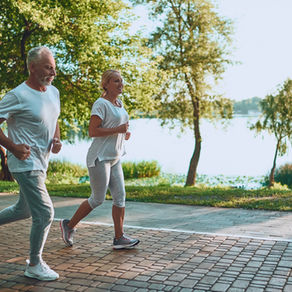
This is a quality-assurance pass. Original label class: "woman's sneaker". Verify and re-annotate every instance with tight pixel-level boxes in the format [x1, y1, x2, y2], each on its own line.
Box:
[60, 219, 76, 247]
[113, 234, 140, 249]
[24, 260, 59, 281]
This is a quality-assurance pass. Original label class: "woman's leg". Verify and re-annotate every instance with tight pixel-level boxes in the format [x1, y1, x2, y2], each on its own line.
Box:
[108, 159, 126, 238]
[109, 159, 139, 249]
[67, 200, 92, 229]
[69, 159, 111, 228]
[112, 204, 125, 239]
[61, 159, 111, 246]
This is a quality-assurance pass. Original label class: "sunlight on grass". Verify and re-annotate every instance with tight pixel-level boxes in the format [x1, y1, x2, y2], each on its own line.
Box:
[1, 163, 291, 212]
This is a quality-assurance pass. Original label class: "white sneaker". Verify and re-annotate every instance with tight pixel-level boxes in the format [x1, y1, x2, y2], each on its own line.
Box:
[24, 259, 59, 281]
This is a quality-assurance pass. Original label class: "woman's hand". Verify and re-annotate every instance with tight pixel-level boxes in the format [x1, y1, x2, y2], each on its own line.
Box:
[125, 131, 131, 140]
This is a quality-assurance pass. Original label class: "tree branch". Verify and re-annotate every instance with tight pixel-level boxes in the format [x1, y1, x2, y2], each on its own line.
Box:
[20, 17, 38, 75]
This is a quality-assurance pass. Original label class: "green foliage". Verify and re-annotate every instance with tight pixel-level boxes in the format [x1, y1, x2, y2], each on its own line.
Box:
[233, 97, 261, 115]
[269, 182, 289, 190]
[122, 160, 161, 179]
[263, 164, 292, 189]
[125, 173, 264, 189]
[134, 0, 234, 128]
[132, 0, 234, 185]
[250, 79, 292, 186]
[29, 183, 292, 211]
[275, 164, 292, 189]
[78, 160, 161, 182]
[251, 79, 292, 155]
[123, 185, 292, 211]
[2, 172, 292, 211]
[0, 0, 163, 141]
[46, 159, 87, 184]
[0, 181, 18, 193]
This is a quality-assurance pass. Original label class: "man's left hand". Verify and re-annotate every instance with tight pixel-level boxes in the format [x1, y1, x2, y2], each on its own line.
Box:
[51, 138, 62, 153]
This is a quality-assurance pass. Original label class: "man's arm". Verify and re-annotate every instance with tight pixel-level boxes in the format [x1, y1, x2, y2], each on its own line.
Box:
[0, 118, 31, 160]
[51, 122, 62, 154]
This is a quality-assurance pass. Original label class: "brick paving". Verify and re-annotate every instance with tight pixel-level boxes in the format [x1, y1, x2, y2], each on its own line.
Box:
[1, 220, 292, 291]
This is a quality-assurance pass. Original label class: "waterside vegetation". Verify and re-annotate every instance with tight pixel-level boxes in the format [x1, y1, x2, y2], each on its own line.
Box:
[1, 180, 291, 211]
[1, 160, 291, 212]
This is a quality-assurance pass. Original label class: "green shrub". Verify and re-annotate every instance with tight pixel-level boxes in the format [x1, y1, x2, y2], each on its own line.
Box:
[269, 182, 289, 190]
[274, 163, 292, 189]
[263, 163, 292, 189]
[0, 181, 18, 193]
[122, 160, 161, 179]
[46, 159, 161, 184]
[47, 159, 87, 184]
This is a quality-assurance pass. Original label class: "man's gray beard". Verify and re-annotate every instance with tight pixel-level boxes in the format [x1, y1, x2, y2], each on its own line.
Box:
[40, 78, 52, 87]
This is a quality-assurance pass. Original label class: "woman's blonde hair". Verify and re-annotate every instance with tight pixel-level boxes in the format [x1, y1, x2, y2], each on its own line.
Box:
[100, 69, 121, 97]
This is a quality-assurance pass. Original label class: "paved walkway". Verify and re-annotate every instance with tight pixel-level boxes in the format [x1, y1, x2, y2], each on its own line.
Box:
[1, 193, 292, 291]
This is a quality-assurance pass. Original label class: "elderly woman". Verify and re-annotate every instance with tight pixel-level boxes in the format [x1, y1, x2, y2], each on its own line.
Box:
[60, 70, 139, 250]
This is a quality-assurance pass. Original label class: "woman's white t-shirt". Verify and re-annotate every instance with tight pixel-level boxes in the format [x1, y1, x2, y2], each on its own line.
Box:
[86, 97, 129, 167]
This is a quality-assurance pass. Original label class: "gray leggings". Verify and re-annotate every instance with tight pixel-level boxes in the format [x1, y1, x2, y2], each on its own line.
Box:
[0, 170, 54, 265]
[88, 158, 126, 209]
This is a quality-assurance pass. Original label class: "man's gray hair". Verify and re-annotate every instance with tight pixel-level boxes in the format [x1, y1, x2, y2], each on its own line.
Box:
[26, 46, 53, 69]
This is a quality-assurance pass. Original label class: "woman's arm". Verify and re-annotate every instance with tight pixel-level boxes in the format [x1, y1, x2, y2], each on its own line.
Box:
[88, 115, 129, 138]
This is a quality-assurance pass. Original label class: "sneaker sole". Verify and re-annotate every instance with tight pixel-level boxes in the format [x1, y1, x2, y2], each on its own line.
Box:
[60, 220, 73, 247]
[113, 239, 140, 250]
[24, 270, 59, 281]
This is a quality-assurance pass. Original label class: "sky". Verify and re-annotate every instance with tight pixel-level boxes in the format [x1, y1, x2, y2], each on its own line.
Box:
[131, 0, 292, 101]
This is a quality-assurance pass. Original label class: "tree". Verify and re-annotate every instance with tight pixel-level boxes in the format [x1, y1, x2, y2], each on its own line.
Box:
[0, 0, 163, 136]
[233, 97, 261, 115]
[251, 79, 292, 187]
[132, 0, 234, 186]
[0, 0, 163, 179]
[0, 146, 13, 181]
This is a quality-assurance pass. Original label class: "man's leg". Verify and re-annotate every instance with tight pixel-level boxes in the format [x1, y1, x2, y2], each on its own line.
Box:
[13, 170, 54, 265]
[0, 188, 31, 225]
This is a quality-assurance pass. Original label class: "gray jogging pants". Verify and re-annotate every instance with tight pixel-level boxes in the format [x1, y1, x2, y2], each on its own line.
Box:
[87, 158, 126, 209]
[0, 170, 54, 265]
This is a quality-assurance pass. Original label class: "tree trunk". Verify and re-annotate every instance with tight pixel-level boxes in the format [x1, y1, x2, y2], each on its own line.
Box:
[21, 18, 36, 75]
[21, 28, 31, 75]
[185, 115, 201, 186]
[184, 73, 202, 186]
[269, 139, 280, 187]
[0, 146, 13, 181]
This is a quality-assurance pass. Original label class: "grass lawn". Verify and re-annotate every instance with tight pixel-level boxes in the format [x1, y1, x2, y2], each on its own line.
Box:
[1, 180, 292, 211]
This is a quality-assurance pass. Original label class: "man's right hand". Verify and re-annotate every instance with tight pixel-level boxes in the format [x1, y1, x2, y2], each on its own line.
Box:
[12, 144, 31, 160]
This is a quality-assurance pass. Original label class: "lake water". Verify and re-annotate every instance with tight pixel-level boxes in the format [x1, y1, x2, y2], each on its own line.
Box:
[54, 117, 292, 177]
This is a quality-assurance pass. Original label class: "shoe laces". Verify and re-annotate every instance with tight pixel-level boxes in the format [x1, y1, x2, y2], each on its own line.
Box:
[39, 260, 52, 272]
[64, 221, 76, 236]
[68, 228, 76, 238]
[121, 234, 132, 240]
[116, 234, 132, 243]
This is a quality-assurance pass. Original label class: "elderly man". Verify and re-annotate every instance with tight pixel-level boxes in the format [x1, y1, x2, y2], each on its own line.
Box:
[0, 46, 62, 281]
